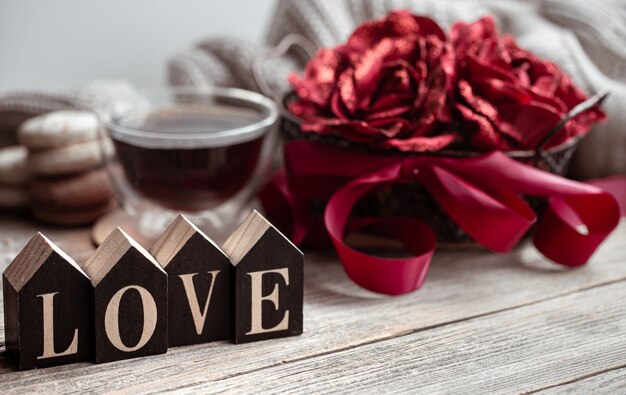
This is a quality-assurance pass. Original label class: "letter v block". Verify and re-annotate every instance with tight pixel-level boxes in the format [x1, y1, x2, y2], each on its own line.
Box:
[150, 214, 233, 346]
[3, 233, 93, 370]
[82, 228, 167, 363]
[222, 210, 303, 344]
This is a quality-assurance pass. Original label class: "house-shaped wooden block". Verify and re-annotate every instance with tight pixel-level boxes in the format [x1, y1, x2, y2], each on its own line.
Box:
[81, 228, 167, 363]
[222, 210, 303, 344]
[150, 214, 233, 347]
[3, 233, 93, 370]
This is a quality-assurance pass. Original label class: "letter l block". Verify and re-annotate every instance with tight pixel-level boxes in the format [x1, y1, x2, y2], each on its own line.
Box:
[2, 233, 93, 370]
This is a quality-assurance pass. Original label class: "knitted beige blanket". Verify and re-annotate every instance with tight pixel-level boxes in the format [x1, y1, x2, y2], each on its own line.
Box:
[0, 80, 144, 147]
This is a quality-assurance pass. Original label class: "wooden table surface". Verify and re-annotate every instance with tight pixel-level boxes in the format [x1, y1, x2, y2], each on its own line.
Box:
[0, 213, 625, 394]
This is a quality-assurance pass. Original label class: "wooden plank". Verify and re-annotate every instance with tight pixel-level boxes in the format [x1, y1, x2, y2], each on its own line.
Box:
[0, 221, 624, 392]
[536, 367, 626, 394]
[172, 281, 626, 394]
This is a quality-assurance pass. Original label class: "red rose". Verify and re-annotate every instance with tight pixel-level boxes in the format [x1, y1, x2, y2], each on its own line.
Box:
[288, 10, 458, 152]
[450, 16, 605, 150]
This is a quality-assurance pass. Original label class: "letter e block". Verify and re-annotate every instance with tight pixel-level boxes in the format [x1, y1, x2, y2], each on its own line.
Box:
[3, 233, 93, 370]
[222, 210, 303, 344]
[151, 214, 233, 346]
[82, 228, 167, 363]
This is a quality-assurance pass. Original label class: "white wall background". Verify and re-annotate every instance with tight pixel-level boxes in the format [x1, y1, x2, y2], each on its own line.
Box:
[0, 0, 276, 93]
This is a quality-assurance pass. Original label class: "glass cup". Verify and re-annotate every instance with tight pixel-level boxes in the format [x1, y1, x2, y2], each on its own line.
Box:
[99, 86, 279, 239]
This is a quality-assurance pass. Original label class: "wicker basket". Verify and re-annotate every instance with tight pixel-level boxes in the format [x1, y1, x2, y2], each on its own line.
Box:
[278, 93, 583, 247]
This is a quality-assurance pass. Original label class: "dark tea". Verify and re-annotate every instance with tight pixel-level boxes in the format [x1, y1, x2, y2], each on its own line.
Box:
[109, 106, 266, 212]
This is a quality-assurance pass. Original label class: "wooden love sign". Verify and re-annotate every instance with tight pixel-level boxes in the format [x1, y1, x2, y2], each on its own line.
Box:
[3, 211, 303, 370]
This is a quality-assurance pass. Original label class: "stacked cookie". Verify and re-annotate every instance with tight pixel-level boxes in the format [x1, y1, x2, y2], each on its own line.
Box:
[18, 111, 116, 225]
[0, 146, 30, 209]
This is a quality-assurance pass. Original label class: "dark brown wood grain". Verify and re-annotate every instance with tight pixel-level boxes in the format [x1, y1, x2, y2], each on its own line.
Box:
[223, 212, 304, 344]
[92, 248, 168, 363]
[85, 229, 169, 364]
[157, 231, 234, 346]
[2, 240, 93, 370]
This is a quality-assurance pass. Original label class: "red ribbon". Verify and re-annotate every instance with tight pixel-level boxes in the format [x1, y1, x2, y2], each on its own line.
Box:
[260, 140, 624, 296]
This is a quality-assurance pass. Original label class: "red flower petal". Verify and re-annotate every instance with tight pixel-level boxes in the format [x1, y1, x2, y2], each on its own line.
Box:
[457, 79, 522, 142]
[292, 47, 350, 108]
[380, 132, 459, 152]
[348, 10, 446, 51]
[496, 103, 562, 149]
[456, 104, 514, 150]
[471, 78, 532, 105]
[336, 68, 358, 115]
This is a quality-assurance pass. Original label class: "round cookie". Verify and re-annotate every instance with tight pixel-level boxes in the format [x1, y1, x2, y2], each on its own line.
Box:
[32, 198, 117, 226]
[0, 145, 29, 186]
[18, 111, 100, 150]
[0, 185, 29, 208]
[31, 168, 114, 208]
[28, 139, 112, 176]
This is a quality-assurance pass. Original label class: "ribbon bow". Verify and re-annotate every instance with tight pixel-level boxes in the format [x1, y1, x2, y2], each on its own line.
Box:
[260, 140, 623, 296]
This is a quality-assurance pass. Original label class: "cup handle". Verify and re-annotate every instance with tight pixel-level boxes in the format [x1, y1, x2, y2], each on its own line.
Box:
[251, 34, 317, 102]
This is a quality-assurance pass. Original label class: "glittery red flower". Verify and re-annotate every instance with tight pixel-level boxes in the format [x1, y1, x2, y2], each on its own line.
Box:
[450, 16, 605, 150]
[288, 10, 458, 152]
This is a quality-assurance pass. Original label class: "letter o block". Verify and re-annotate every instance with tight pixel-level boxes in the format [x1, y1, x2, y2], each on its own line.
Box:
[82, 228, 167, 363]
